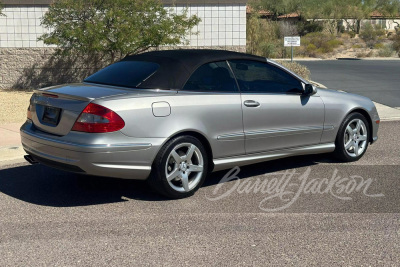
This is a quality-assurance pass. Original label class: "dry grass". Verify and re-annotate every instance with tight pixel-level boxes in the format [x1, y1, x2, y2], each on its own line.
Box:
[0, 90, 32, 124]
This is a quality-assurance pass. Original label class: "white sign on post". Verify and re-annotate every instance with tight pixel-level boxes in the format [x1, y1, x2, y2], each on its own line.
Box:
[284, 36, 301, 47]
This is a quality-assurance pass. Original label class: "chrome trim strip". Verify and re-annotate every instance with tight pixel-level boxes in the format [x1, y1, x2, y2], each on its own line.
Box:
[217, 132, 245, 141]
[323, 125, 335, 130]
[21, 129, 152, 150]
[212, 143, 335, 171]
[92, 163, 151, 170]
[245, 126, 324, 139]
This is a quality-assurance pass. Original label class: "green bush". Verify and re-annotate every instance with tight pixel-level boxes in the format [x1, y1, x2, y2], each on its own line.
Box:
[373, 43, 385, 49]
[259, 42, 277, 58]
[326, 39, 343, 48]
[391, 32, 400, 57]
[300, 32, 342, 56]
[345, 31, 356, 38]
[297, 20, 324, 36]
[247, 15, 280, 57]
[352, 44, 363, 49]
[378, 44, 395, 57]
[356, 51, 374, 58]
[360, 23, 386, 48]
[306, 44, 317, 52]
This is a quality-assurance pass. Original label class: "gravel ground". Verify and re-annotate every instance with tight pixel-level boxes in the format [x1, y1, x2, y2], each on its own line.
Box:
[0, 90, 32, 124]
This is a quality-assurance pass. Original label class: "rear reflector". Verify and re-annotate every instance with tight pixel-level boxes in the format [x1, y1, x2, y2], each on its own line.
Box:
[375, 120, 380, 124]
[71, 103, 125, 133]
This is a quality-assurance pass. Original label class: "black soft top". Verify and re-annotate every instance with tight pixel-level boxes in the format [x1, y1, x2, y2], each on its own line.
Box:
[122, 49, 267, 90]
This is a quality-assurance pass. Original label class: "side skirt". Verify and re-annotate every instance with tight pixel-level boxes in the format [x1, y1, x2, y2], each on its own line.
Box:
[212, 143, 335, 172]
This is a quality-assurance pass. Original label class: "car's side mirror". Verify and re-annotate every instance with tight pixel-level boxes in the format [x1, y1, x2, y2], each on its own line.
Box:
[303, 84, 318, 96]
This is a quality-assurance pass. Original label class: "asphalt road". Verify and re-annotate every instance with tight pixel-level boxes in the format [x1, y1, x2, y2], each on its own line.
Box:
[298, 60, 400, 108]
[0, 121, 399, 266]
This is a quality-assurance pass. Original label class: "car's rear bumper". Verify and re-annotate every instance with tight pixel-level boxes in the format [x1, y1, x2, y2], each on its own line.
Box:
[20, 121, 164, 180]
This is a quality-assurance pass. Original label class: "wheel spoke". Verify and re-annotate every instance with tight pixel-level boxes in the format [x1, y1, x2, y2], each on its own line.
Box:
[358, 135, 367, 141]
[186, 145, 196, 163]
[346, 125, 353, 135]
[355, 120, 361, 134]
[188, 164, 203, 172]
[354, 142, 359, 156]
[167, 168, 181, 181]
[345, 140, 353, 150]
[181, 173, 190, 192]
[171, 150, 183, 164]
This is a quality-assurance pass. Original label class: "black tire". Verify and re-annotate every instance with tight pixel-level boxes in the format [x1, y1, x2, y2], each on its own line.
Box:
[148, 135, 209, 199]
[334, 112, 370, 162]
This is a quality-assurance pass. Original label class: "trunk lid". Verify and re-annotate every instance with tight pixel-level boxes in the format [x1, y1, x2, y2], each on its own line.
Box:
[29, 83, 172, 136]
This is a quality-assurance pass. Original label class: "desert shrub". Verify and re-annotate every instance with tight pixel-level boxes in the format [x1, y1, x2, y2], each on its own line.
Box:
[300, 32, 342, 56]
[344, 31, 356, 38]
[301, 32, 331, 48]
[247, 14, 280, 57]
[322, 20, 338, 35]
[360, 23, 386, 48]
[306, 44, 317, 52]
[278, 21, 298, 38]
[297, 20, 324, 36]
[340, 33, 351, 40]
[373, 43, 385, 49]
[356, 51, 374, 58]
[390, 32, 400, 57]
[276, 61, 311, 80]
[378, 44, 395, 57]
[259, 42, 277, 58]
[328, 39, 343, 47]
[352, 44, 363, 49]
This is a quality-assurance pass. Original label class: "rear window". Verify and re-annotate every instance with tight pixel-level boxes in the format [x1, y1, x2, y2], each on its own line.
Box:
[84, 61, 160, 89]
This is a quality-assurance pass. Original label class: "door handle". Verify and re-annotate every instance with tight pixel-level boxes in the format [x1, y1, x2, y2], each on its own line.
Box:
[244, 100, 260, 107]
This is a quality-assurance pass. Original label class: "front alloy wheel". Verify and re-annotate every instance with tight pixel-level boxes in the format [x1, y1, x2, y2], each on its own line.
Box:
[149, 135, 208, 198]
[343, 119, 368, 157]
[335, 112, 370, 162]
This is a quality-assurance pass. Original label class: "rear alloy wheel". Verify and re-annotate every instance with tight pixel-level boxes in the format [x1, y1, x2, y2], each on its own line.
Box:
[149, 136, 208, 198]
[335, 112, 369, 162]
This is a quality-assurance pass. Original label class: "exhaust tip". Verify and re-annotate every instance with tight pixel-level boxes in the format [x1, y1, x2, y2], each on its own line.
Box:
[24, 155, 38, 165]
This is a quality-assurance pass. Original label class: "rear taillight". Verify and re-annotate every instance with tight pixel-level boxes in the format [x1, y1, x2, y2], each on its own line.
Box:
[71, 103, 125, 133]
[27, 105, 32, 121]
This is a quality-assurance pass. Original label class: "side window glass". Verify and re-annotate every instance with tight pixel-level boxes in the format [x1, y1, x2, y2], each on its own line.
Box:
[228, 60, 302, 94]
[183, 61, 238, 92]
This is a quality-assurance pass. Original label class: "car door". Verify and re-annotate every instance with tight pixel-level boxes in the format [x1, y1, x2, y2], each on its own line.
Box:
[176, 61, 245, 159]
[228, 59, 325, 154]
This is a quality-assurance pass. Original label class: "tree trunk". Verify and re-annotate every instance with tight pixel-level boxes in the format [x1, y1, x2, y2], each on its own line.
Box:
[356, 19, 361, 34]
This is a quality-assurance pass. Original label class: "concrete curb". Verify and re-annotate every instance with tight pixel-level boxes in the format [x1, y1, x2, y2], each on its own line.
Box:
[0, 145, 26, 167]
[373, 102, 400, 121]
[0, 123, 26, 166]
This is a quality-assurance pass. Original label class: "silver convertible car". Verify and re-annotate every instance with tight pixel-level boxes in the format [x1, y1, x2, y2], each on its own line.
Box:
[21, 50, 380, 198]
